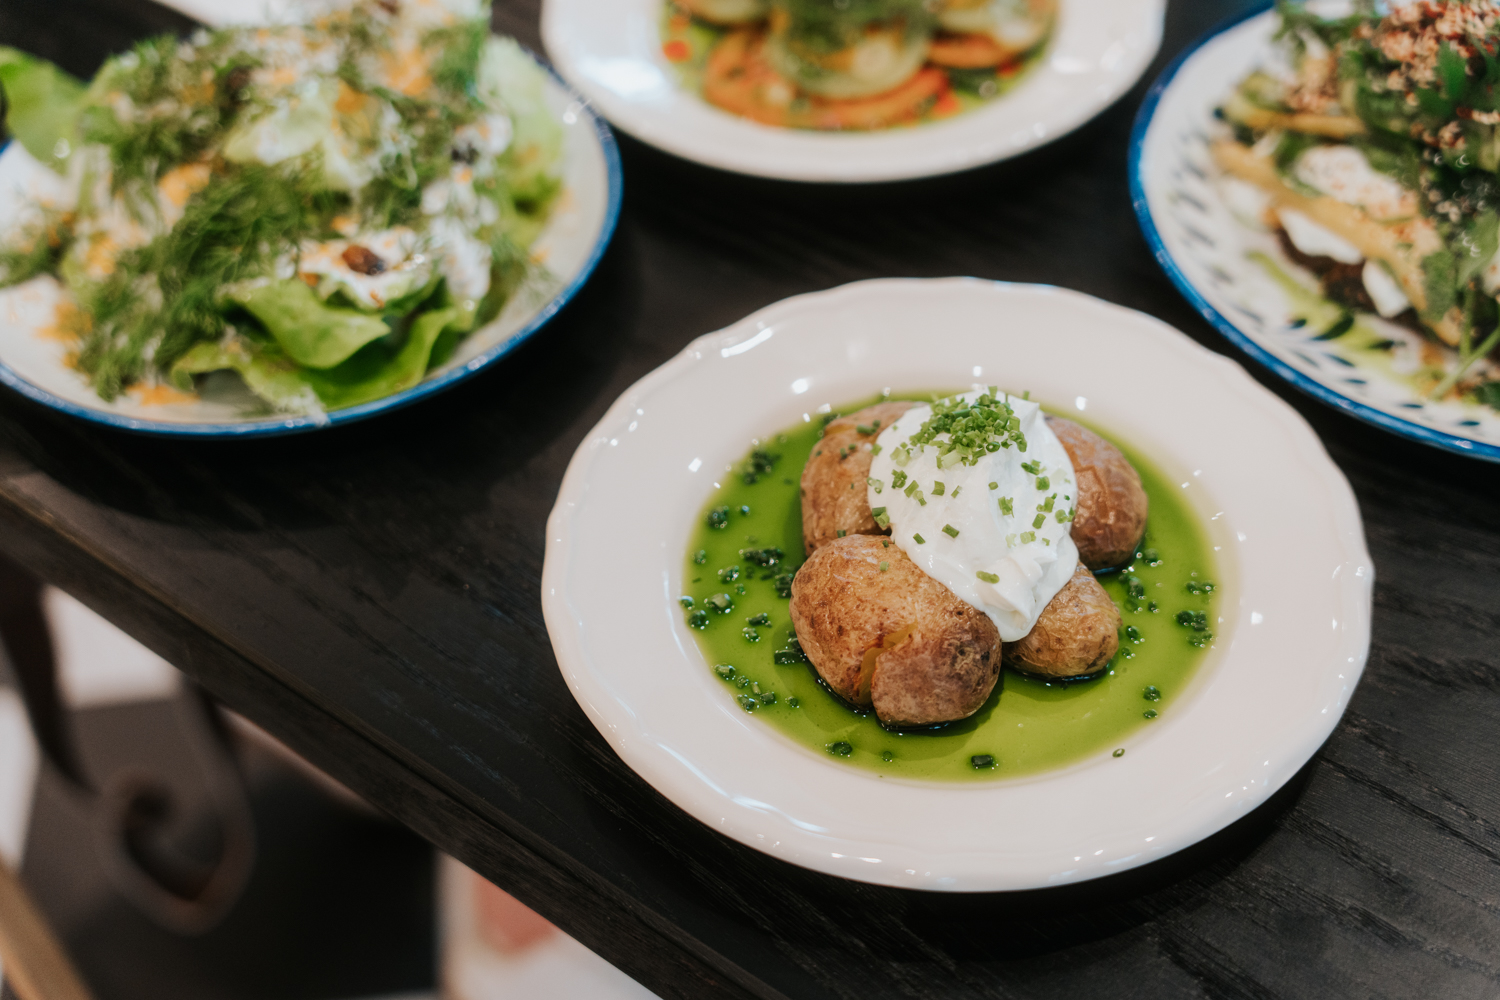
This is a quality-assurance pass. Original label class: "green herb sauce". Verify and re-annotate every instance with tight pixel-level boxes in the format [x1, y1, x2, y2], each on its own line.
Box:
[682, 394, 1219, 782]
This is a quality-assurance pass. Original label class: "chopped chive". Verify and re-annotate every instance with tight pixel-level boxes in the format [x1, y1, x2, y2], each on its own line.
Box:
[836, 529, 847, 538]
[1021, 460, 1042, 475]
[1038, 494, 1056, 513]
[891, 470, 908, 489]
[915, 494, 927, 506]
[1056, 508, 1074, 523]
[970, 754, 996, 769]
[999, 497, 1013, 515]
[943, 524, 959, 538]
[856, 423, 875, 435]
[742, 627, 761, 642]
[867, 477, 884, 493]
[951, 486, 962, 498]
[932, 481, 946, 496]
[904, 479, 919, 497]
[680, 596, 694, 608]
[1035, 475, 1050, 491]
[871, 506, 890, 529]
[871, 443, 882, 456]
[713, 664, 735, 680]
[879, 561, 890, 572]
[988, 482, 998, 490]
[1020, 530, 1035, 543]
[1032, 513, 1046, 529]
[688, 610, 709, 629]
[913, 533, 926, 544]
[746, 613, 771, 626]
[976, 570, 1000, 583]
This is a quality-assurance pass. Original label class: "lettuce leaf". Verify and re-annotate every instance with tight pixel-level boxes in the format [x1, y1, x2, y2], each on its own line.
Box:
[299, 301, 474, 409]
[478, 38, 563, 194]
[0, 47, 88, 167]
[231, 280, 393, 369]
[172, 297, 477, 412]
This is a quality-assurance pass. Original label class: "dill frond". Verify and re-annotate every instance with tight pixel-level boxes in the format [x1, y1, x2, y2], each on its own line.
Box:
[0, 211, 71, 287]
[75, 160, 341, 398]
[426, 20, 488, 101]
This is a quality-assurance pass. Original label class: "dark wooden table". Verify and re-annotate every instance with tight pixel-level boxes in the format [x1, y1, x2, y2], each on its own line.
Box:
[5, 1, 1500, 997]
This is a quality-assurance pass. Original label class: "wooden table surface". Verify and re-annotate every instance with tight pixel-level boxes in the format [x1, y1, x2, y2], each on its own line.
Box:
[5, 1, 1500, 997]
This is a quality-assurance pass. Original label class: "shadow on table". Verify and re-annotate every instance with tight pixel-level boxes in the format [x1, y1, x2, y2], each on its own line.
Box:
[893, 760, 1317, 962]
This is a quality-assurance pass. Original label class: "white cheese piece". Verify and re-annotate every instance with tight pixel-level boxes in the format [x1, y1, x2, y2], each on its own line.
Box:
[1361, 260, 1411, 318]
[1278, 207, 1364, 264]
[1293, 144, 1417, 220]
[1220, 176, 1273, 230]
[296, 228, 432, 310]
[1482, 248, 1500, 296]
[426, 217, 492, 303]
[868, 391, 1079, 642]
[0, 142, 78, 245]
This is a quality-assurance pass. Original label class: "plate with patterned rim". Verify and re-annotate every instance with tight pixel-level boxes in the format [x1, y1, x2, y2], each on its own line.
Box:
[1130, 4, 1500, 462]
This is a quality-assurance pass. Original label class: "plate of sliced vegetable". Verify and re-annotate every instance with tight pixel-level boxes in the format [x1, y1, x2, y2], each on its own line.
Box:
[1133, 1, 1500, 461]
[0, 0, 620, 436]
[542, 0, 1164, 182]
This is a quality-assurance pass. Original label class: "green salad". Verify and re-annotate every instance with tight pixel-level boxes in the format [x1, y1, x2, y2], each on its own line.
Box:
[0, 0, 562, 415]
[1217, 0, 1500, 408]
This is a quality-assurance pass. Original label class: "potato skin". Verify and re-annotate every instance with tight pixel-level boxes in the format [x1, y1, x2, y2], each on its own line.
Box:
[1005, 563, 1120, 678]
[800, 401, 915, 555]
[1046, 416, 1148, 570]
[789, 533, 1001, 727]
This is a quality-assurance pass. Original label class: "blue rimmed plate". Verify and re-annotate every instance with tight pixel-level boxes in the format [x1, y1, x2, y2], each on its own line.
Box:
[1130, 4, 1500, 463]
[0, 54, 621, 438]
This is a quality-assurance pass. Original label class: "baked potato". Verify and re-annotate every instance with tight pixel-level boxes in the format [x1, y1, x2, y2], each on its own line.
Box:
[799, 401, 915, 555]
[1004, 562, 1121, 678]
[1046, 416, 1148, 570]
[788, 533, 1001, 728]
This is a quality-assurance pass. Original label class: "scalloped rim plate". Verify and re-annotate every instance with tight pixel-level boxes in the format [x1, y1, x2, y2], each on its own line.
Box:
[541, 0, 1164, 183]
[542, 278, 1372, 891]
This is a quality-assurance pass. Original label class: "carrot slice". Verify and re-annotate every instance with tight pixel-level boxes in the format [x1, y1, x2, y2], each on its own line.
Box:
[703, 30, 949, 131]
[803, 68, 949, 131]
[927, 32, 1011, 69]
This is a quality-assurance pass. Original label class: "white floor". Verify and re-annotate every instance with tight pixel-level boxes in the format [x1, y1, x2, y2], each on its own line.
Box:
[0, 587, 658, 1000]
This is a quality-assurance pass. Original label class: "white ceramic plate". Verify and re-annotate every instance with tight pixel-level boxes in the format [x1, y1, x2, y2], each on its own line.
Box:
[541, 0, 1164, 182]
[1131, 8, 1500, 462]
[543, 278, 1372, 891]
[0, 11, 621, 437]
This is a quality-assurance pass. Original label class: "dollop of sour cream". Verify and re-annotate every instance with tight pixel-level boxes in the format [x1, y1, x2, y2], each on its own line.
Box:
[867, 390, 1079, 642]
